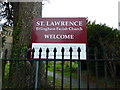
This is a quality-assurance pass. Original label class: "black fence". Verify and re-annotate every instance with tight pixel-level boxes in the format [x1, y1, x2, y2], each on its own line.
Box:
[1, 47, 120, 89]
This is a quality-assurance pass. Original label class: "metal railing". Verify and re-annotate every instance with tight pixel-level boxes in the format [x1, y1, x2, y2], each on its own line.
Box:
[1, 47, 120, 89]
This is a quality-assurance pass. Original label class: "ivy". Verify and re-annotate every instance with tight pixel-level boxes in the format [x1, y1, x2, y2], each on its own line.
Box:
[12, 20, 29, 59]
[12, 20, 22, 59]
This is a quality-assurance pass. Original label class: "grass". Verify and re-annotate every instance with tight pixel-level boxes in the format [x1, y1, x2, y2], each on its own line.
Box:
[48, 63, 78, 78]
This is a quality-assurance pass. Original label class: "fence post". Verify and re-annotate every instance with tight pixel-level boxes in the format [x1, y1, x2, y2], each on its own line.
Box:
[77, 47, 81, 90]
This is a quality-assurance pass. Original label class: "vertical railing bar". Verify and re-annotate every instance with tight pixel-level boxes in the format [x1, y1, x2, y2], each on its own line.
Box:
[87, 48, 90, 90]
[103, 45, 108, 88]
[94, 47, 99, 89]
[111, 47, 117, 89]
[87, 60, 90, 89]
[38, 61, 41, 88]
[29, 48, 35, 88]
[70, 61, 72, 90]
[38, 48, 42, 88]
[21, 61, 26, 88]
[53, 48, 57, 90]
[78, 61, 80, 90]
[61, 47, 64, 90]
[104, 61, 107, 88]
[77, 47, 81, 90]
[2, 49, 8, 84]
[29, 63, 32, 88]
[7, 60, 13, 88]
[113, 61, 117, 89]
[7, 49, 14, 88]
[69, 47, 73, 90]
[62, 59, 64, 90]
[29, 61, 33, 88]
[14, 49, 20, 88]
[45, 48, 49, 89]
[45, 60, 48, 89]
[53, 61, 56, 90]
[22, 48, 27, 88]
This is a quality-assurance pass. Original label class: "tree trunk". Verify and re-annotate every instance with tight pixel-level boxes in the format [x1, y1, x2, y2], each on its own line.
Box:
[11, 2, 49, 88]
[12, 2, 42, 47]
